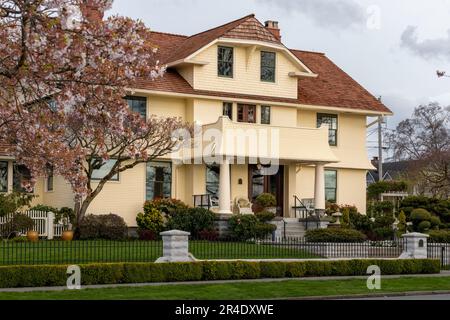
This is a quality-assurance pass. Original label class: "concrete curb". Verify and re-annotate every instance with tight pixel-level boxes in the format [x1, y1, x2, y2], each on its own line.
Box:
[284, 290, 450, 300]
[0, 271, 449, 293]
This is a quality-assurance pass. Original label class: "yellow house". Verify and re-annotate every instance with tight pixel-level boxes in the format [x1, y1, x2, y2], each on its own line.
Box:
[0, 15, 392, 226]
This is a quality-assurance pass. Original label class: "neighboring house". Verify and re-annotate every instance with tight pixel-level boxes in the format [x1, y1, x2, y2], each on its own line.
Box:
[367, 157, 432, 196]
[0, 14, 392, 226]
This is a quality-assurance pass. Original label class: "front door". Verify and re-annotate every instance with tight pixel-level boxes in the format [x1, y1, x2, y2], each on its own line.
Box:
[248, 165, 284, 216]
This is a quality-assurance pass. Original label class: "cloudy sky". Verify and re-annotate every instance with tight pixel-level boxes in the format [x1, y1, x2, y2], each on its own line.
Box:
[109, 0, 450, 155]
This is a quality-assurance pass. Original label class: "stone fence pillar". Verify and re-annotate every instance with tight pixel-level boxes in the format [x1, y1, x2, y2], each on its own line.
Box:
[156, 230, 196, 263]
[399, 232, 429, 259]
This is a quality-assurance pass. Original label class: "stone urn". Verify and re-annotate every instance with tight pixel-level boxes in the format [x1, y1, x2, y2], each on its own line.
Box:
[62, 230, 74, 241]
[26, 230, 39, 242]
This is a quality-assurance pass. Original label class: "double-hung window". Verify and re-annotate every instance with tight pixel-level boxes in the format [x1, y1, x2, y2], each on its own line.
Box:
[0, 161, 7, 193]
[317, 113, 338, 146]
[237, 104, 256, 123]
[125, 96, 147, 119]
[261, 51, 276, 82]
[218, 46, 233, 78]
[92, 159, 119, 181]
[325, 170, 337, 203]
[223, 102, 233, 120]
[261, 106, 271, 125]
[146, 161, 172, 200]
[46, 165, 54, 192]
[13, 164, 33, 193]
[206, 165, 220, 198]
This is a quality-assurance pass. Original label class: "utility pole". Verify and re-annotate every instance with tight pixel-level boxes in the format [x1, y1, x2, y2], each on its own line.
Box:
[378, 115, 383, 182]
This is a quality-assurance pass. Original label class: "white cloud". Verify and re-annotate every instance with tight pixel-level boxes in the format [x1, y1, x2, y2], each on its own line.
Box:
[401, 26, 450, 61]
[257, 0, 366, 29]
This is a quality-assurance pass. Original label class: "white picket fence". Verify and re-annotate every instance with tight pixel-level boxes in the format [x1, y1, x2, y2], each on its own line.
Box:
[0, 210, 69, 239]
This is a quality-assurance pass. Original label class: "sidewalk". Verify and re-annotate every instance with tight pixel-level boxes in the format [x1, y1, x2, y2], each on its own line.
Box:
[1, 271, 450, 293]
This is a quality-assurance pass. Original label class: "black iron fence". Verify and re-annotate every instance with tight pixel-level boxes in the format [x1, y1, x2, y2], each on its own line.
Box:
[0, 237, 407, 266]
[428, 241, 450, 269]
[0, 240, 162, 266]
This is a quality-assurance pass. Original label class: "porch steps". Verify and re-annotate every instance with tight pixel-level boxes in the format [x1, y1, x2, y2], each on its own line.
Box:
[272, 218, 307, 239]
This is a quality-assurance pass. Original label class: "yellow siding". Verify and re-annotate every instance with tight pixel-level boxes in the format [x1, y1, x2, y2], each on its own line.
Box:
[336, 168, 367, 214]
[43, 176, 74, 209]
[295, 166, 367, 214]
[148, 95, 186, 119]
[231, 164, 248, 204]
[193, 45, 299, 99]
[297, 109, 373, 170]
[87, 163, 146, 226]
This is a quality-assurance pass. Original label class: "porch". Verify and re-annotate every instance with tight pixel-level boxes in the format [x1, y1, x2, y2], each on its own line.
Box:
[180, 116, 339, 218]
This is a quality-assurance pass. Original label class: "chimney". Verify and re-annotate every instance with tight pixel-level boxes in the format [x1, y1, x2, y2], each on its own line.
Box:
[265, 20, 281, 41]
[80, 2, 104, 24]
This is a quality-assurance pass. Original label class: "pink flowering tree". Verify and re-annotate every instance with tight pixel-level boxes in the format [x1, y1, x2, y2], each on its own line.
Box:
[0, 0, 190, 229]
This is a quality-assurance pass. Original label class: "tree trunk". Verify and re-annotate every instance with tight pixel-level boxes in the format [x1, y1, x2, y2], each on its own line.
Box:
[73, 196, 94, 239]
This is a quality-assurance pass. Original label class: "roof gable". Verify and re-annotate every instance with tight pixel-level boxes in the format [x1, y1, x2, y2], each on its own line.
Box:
[221, 17, 280, 43]
[164, 14, 257, 64]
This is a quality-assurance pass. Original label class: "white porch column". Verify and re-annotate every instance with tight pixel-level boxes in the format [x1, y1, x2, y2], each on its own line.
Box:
[7, 160, 13, 193]
[314, 163, 326, 215]
[218, 159, 232, 214]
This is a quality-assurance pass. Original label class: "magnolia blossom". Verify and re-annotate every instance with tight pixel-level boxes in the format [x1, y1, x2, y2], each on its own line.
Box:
[0, 0, 190, 224]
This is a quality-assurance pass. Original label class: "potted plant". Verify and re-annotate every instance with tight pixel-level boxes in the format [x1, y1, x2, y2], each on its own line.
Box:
[255, 193, 277, 214]
[56, 207, 75, 241]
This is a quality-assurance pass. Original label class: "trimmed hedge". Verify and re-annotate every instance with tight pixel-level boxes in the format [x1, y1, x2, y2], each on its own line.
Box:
[0, 259, 440, 288]
[305, 228, 367, 243]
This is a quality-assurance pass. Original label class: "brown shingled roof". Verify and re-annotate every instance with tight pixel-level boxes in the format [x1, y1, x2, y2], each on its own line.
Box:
[291, 50, 392, 113]
[143, 15, 392, 114]
[0, 142, 11, 157]
[163, 14, 280, 64]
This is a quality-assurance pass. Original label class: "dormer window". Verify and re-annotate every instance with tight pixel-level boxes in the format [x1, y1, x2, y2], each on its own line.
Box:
[261, 51, 276, 82]
[218, 46, 233, 78]
[125, 96, 147, 119]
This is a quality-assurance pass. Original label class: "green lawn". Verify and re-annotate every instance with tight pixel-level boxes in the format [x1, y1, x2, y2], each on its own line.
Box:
[1, 276, 449, 300]
[0, 240, 320, 265]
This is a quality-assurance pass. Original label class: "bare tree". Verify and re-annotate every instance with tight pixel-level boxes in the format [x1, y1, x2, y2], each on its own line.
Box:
[386, 103, 450, 198]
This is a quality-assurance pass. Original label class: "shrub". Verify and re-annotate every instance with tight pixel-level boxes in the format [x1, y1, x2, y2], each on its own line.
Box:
[0, 192, 34, 217]
[400, 196, 450, 223]
[1, 213, 34, 237]
[228, 214, 275, 240]
[137, 229, 157, 241]
[197, 229, 219, 241]
[349, 212, 373, 234]
[136, 207, 165, 235]
[255, 211, 275, 223]
[29, 204, 58, 213]
[367, 181, 408, 199]
[0, 260, 440, 288]
[166, 208, 216, 238]
[255, 193, 276, 208]
[373, 201, 394, 214]
[410, 208, 433, 232]
[56, 207, 75, 226]
[371, 227, 395, 240]
[255, 223, 276, 239]
[228, 214, 258, 241]
[305, 228, 367, 243]
[143, 198, 188, 217]
[410, 208, 432, 223]
[397, 211, 407, 233]
[79, 214, 128, 240]
[430, 216, 441, 229]
[428, 230, 450, 243]
[418, 221, 431, 232]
